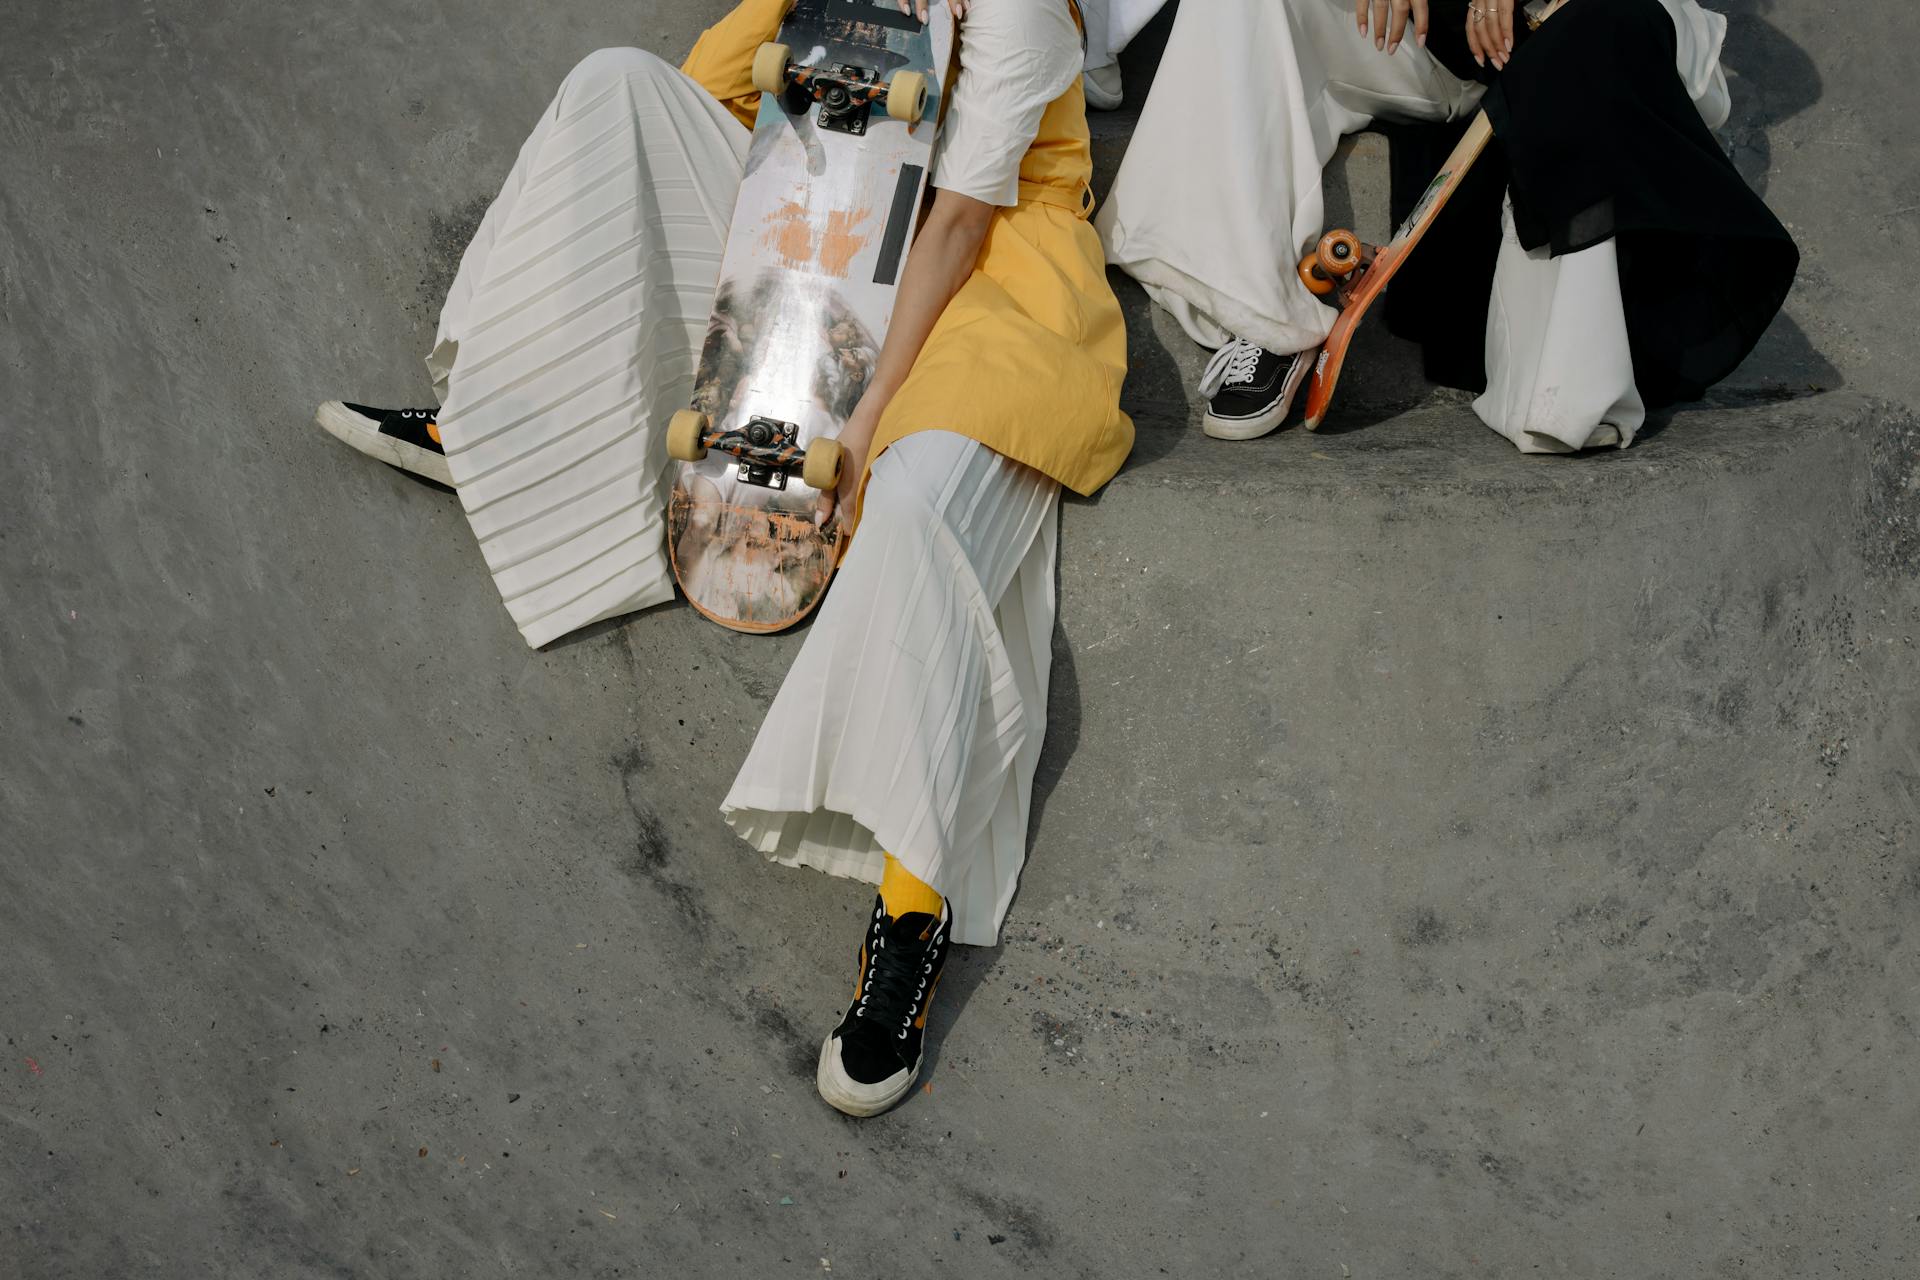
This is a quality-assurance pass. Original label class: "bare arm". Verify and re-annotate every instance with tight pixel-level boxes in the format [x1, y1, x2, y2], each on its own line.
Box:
[819, 185, 996, 522]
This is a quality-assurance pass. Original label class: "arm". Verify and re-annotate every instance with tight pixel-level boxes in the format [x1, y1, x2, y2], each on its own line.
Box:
[819, 187, 996, 522]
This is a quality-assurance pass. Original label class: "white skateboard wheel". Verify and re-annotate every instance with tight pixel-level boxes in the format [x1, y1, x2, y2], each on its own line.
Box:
[801, 437, 843, 491]
[667, 409, 710, 462]
[752, 42, 791, 96]
[885, 70, 927, 124]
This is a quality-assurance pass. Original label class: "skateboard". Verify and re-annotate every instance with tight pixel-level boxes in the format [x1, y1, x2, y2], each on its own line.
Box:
[664, 0, 956, 632]
[1299, 0, 1566, 430]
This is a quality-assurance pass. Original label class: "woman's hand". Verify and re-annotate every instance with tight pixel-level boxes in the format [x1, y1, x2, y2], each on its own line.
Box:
[1465, 0, 1517, 69]
[898, 0, 967, 20]
[809, 186, 994, 529]
[816, 396, 880, 528]
[1355, 0, 1428, 54]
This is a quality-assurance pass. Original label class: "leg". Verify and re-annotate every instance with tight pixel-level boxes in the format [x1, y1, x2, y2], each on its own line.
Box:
[1097, 0, 1482, 357]
[1081, 0, 1172, 108]
[1475, 196, 1644, 453]
[721, 431, 1060, 1115]
[1473, 0, 1748, 446]
[431, 49, 749, 648]
[723, 430, 1058, 933]
[1080, 0, 1116, 72]
[1079, 0, 1124, 109]
[1110, 0, 1171, 50]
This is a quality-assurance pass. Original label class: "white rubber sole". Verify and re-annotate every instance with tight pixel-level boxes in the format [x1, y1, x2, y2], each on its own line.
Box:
[1083, 64, 1123, 111]
[314, 400, 454, 486]
[815, 1032, 917, 1118]
[1201, 349, 1314, 441]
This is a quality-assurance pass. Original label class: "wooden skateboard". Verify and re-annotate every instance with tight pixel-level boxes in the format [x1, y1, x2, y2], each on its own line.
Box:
[665, 0, 955, 632]
[1299, 0, 1566, 430]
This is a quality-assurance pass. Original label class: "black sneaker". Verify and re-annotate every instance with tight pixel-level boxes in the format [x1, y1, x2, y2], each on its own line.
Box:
[816, 895, 952, 1117]
[314, 401, 453, 485]
[1198, 339, 1313, 441]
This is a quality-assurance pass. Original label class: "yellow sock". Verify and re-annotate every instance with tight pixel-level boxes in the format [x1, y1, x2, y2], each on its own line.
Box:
[880, 853, 943, 919]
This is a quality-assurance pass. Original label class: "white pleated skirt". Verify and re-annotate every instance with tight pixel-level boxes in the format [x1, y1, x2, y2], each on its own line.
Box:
[723, 431, 1062, 949]
[1095, 0, 1732, 453]
[429, 49, 749, 649]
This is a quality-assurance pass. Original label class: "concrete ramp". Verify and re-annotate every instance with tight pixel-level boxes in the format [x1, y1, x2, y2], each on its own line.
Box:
[4, 2, 1917, 1275]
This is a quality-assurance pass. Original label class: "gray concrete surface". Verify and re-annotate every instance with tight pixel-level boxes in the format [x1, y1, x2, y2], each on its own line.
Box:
[4, 2, 1917, 1277]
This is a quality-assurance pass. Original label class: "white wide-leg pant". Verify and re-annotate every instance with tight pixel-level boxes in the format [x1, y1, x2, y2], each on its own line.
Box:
[429, 49, 747, 648]
[429, 52, 1063, 945]
[724, 431, 1061, 948]
[1096, 0, 1732, 453]
[1078, 0, 1170, 73]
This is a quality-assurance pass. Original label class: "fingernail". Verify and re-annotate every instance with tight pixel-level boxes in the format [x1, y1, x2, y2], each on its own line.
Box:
[1417, 32, 1427, 46]
[1388, 40, 1398, 54]
[1475, 54, 1485, 66]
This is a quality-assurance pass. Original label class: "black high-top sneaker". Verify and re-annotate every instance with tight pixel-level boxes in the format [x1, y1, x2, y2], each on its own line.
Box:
[1198, 338, 1313, 441]
[816, 895, 952, 1117]
[314, 401, 453, 485]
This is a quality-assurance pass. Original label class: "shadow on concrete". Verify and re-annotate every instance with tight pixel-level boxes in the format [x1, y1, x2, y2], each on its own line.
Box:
[925, 540, 1086, 1080]
[1716, 0, 1825, 196]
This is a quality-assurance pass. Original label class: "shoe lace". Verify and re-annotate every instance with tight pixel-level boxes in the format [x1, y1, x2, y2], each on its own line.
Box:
[1199, 338, 1264, 397]
[853, 914, 940, 1042]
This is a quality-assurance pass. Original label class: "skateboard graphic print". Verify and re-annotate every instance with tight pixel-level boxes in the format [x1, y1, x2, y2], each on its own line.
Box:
[666, 0, 956, 632]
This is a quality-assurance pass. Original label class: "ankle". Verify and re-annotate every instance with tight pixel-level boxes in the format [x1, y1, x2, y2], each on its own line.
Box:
[880, 852, 942, 919]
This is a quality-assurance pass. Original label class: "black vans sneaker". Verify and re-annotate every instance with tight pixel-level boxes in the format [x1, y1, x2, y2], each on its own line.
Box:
[314, 401, 453, 486]
[1198, 339, 1313, 441]
[816, 895, 952, 1117]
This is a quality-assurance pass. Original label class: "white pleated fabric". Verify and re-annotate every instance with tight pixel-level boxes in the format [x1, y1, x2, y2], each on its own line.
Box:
[1095, 0, 1731, 452]
[428, 50, 749, 648]
[722, 431, 1061, 948]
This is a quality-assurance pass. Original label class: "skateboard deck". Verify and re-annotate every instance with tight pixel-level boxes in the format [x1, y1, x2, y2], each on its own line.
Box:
[666, 0, 955, 632]
[1300, 0, 1566, 430]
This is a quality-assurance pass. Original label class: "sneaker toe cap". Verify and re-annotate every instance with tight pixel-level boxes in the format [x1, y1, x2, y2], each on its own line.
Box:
[816, 1033, 915, 1117]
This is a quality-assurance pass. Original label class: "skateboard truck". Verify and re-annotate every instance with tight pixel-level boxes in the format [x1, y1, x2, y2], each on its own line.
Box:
[667, 409, 844, 492]
[753, 42, 928, 134]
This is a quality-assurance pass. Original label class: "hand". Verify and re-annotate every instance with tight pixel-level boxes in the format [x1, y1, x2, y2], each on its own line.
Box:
[1465, 0, 1517, 69]
[814, 399, 879, 529]
[1355, 0, 1428, 54]
[898, 0, 967, 20]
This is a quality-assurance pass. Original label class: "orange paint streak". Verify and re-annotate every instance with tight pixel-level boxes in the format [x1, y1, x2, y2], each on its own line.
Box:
[760, 201, 873, 277]
[763, 199, 815, 270]
[816, 207, 873, 279]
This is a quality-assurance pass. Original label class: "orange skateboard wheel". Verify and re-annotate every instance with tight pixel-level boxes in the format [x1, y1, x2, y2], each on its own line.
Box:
[1317, 229, 1363, 277]
[1298, 252, 1335, 297]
